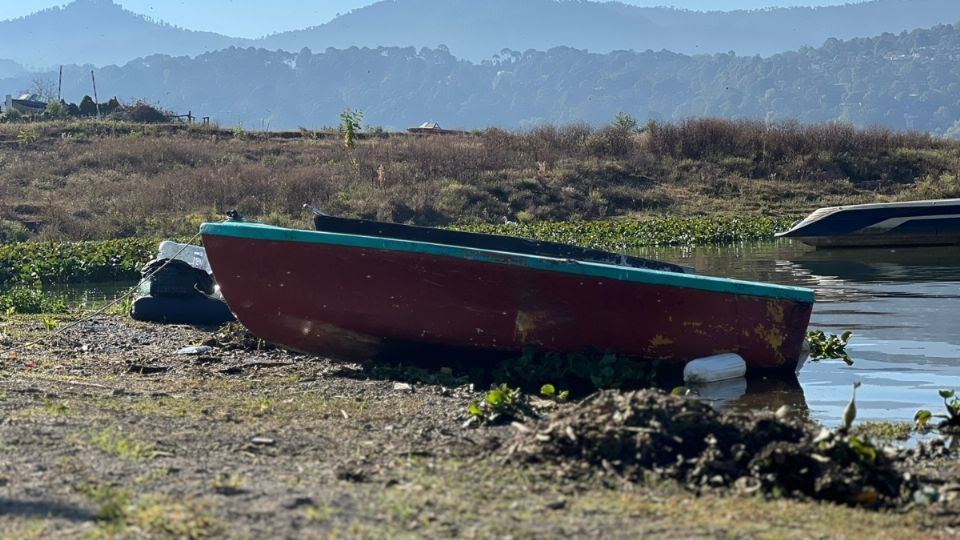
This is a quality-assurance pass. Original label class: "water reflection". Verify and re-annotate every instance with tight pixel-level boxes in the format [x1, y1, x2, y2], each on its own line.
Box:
[790, 246, 960, 283]
[697, 376, 808, 419]
[631, 241, 960, 427]
[51, 281, 135, 309]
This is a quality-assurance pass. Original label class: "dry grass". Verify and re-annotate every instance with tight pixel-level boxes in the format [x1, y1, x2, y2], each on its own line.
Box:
[2, 118, 959, 241]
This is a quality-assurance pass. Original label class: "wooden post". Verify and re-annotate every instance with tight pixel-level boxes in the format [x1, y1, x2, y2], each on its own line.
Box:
[58, 66, 62, 101]
[90, 70, 100, 119]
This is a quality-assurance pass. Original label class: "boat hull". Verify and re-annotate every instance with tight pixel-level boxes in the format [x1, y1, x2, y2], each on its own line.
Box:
[778, 198, 960, 248]
[202, 223, 814, 372]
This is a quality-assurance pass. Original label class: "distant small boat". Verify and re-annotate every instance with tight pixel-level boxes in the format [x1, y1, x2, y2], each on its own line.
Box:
[200, 217, 814, 373]
[777, 198, 960, 248]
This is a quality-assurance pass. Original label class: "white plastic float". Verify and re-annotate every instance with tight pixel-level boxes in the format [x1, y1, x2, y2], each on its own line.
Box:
[683, 352, 747, 384]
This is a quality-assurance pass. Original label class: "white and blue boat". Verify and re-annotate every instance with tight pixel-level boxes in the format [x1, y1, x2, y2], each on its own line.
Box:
[777, 198, 960, 248]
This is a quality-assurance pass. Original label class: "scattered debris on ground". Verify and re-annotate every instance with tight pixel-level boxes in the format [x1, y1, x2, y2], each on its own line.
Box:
[507, 389, 917, 507]
[204, 321, 277, 351]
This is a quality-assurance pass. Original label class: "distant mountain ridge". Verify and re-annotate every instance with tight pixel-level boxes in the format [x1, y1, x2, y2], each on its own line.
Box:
[0, 59, 27, 79]
[260, 0, 960, 60]
[2, 0, 960, 68]
[0, 0, 250, 68]
[4, 22, 959, 135]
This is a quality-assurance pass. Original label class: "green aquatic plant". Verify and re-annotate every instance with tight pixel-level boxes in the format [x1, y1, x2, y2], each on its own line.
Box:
[452, 216, 793, 250]
[851, 421, 913, 441]
[0, 238, 156, 287]
[914, 389, 960, 433]
[0, 283, 68, 314]
[806, 330, 853, 365]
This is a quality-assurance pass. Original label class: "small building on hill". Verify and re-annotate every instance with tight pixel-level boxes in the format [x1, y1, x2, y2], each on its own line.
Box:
[4, 93, 47, 115]
[407, 121, 464, 135]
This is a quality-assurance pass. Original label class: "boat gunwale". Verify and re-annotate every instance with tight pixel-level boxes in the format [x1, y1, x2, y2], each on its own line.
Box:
[797, 198, 960, 214]
[200, 221, 816, 304]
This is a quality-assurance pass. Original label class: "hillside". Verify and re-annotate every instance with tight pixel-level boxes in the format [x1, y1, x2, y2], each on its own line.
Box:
[2, 117, 957, 241]
[3, 0, 960, 68]
[5, 22, 960, 134]
[0, 0, 248, 68]
[262, 0, 960, 60]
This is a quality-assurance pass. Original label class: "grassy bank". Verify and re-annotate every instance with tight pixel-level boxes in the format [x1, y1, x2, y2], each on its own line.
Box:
[2, 118, 959, 242]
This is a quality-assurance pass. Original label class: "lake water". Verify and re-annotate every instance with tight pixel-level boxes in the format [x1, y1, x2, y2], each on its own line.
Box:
[63, 240, 960, 429]
[631, 241, 960, 428]
[53, 281, 139, 310]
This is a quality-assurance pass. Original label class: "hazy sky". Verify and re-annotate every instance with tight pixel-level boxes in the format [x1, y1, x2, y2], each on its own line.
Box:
[1, 0, 861, 38]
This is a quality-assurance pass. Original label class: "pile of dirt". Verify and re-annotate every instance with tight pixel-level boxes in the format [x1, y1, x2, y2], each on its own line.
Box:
[507, 389, 913, 507]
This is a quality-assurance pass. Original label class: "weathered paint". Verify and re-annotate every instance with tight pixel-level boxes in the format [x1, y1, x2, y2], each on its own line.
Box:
[201, 222, 815, 371]
[649, 335, 675, 348]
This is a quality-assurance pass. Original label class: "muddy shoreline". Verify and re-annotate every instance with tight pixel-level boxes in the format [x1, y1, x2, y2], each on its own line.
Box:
[2, 314, 960, 538]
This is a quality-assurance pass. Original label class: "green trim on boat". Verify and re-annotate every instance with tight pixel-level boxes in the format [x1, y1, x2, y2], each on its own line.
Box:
[200, 221, 815, 303]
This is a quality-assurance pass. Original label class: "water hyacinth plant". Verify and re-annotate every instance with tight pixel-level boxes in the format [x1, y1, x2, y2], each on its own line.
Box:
[453, 216, 793, 251]
[806, 330, 853, 365]
[0, 283, 67, 315]
[0, 238, 157, 287]
[914, 389, 960, 433]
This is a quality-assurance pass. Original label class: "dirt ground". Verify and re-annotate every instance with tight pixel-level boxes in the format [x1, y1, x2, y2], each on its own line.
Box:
[2, 314, 960, 539]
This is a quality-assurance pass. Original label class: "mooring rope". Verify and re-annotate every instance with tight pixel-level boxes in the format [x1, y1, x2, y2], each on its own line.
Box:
[0, 230, 204, 360]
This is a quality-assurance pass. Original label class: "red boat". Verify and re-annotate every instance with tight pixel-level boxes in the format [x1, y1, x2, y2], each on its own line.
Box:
[200, 218, 814, 373]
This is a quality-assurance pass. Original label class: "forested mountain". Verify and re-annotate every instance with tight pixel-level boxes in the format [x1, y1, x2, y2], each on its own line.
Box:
[3, 0, 960, 68]
[4, 22, 958, 134]
[261, 0, 960, 61]
[0, 0, 249, 68]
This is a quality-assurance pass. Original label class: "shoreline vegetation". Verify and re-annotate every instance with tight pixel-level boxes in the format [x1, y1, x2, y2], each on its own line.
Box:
[2, 116, 959, 243]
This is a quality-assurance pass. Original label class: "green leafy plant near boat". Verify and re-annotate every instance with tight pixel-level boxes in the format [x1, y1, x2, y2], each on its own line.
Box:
[539, 383, 570, 402]
[452, 216, 793, 250]
[806, 330, 853, 365]
[492, 345, 658, 397]
[914, 389, 960, 433]
[466, 383, 531, 426]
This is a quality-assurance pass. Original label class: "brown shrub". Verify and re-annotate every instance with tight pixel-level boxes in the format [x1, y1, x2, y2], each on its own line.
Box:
[2, 119, 959, 240]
